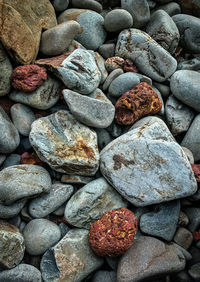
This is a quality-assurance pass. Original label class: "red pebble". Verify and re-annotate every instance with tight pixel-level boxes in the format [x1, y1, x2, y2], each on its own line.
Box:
[89, 207, 137, 257]
[191, 164, 200, 183]
[11, 64, 47, 93]
[123, 59, 138, 73]
[20, 152, 44, 167]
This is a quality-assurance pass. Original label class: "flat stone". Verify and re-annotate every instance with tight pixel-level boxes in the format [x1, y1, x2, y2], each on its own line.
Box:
[57, 49, 101, 95]
[102, 69, 124, 92]
[52, 0, 69, 12]
[100, 116, 197, 206]
[40, 229, 103, 282]
[9, 75, 61, 110]
[23, 219, 61, 255]
[0, 43, 13, 96]
[61, 174, 93, 184]
[29, 183, 74, 218]
[0, 221, 25, 269]
[173, 227, 193, 250]
[0, 165, 52, 205]
[104, 9, 133, 32]
[63, 89, 115, 128]
[115, 29, 177, 82]
[64, 177, 127, 229]
[140, 200, 180, 241]
[72, 0, 103, 13]
[0, 200, 26, 219]
[117, 236, 186, 282]
[29, 110, 99, 175]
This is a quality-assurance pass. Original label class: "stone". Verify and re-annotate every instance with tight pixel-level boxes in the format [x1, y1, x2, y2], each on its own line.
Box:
[140, 200, 180, 241]
[104, 9, 133, 32]
[178, 211, 189, 227]
[2, 154, 20, 168]
[63, 89, 115, 128]
[72, 0, 103, 13]
[29, 183, 74, 218]
[105, 57, 124, 73]
[64, 177, 127, 229]
[0, 165, 51, 205]
[98, 43, 115, 59]
[115, 82, 162, 125]
[188, 263, 200, 281]
[0, 107, 20, 154]
[23, 219, 61, 255]
[178, 57, 200, 71]
[115, 29, 177, 82]
[184, 207, 200, 232]
[100, 116, 197, 206]
[174, 227, 193, 250]
[170, 70, 200, 112]
[153, 82, 170, 98]
[40, 229, 103, 282]
[117, 236, 186, 282]
[172, 14, 200, 53]
[58, 9, 106, 50]
[9, 75, 61, 110]
[0, 43, 13, 97]
[102, 69, 124, 91]
[165, 95, 195, 136]
[121, 0, 150, 28]
[146, 10, 180, 54]
[178, 0, 200, 17]
[154, 2, 181, 16]
[0, 264, 42, 282]
[96, 128, 113, 150]
[181, 114, 200, 161]
[108, 72, 140, 97]
[29, 110, 99, 175]
[40, 21, 81, 56]
[11, 65, 47, 93]
[0, 221, 25, 269]
[91, 270, 117, 282]
[89, 207, 138, 257]
[0, 200, 26, 219]
[52, 0, 69, 12]
[147, 0, 156, 9]
[57, 49, 101, 94]
[0, 0, 56, 64]
[61, 174, 93, 184]
[20, 152, 44, 166]
[93, 52, 108, 84]
[10, 104, 35, 136]
[0, 154, 6, 166]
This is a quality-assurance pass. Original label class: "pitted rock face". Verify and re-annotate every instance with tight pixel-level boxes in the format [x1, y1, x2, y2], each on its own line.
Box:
[29, 110, 99, 175]
[115, 82, 162, 125]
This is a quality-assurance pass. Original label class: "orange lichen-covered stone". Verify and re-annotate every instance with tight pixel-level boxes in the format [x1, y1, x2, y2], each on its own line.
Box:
[115, 82, 162, 125]
[11, 65, 47, 93]
[105, 56, 124, 72]
[191, 164, 200, 183]
[89, 207, 137, 257]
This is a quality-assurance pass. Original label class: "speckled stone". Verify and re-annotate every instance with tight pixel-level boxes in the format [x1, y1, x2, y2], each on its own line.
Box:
[0, 43, 13, 97]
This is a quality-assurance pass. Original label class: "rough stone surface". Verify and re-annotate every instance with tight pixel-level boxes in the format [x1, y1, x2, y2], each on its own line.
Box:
[40, 229, 103, 282]
[64, 177, 127, 229]
[104, 9, 133, 32]
[0, 43, 13, 97]
[0, 165, 52, 205]
[29, 110, 99, 175]
[100, 116, 197, 206]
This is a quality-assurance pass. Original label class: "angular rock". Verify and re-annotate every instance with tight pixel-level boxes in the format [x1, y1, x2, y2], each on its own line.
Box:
[40, 229, 103, 282]
[0, 43, 13, 96]
[64, 177, 127, 229]
[0, 165, 52, 205]
[115, 29, 177, 82]
[29, 110, 99, 175]
[100, 116, 197, 206]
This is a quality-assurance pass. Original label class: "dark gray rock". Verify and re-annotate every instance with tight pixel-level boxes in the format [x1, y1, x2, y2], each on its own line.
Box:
[52, 0, 69, 12]
[153, 82, 170, 98]
[178, 57, 200, 71]
[98, 43, 115, 59]
[0, 200, 26, 219]
[153, 2, 181, 16]
[0, 43, 13, 97]
[72, 0, 103, 13]
[188, 263, 200, 281]
[2, 154, 20, 169]
[104, 9, 133, 32]
[184, 207, 200, 232]
[93, 51, 108, 84]
[173, 227, 193, 250]
[91, 270, 117, 282]
[0, 154, 6, 166]
[96, 128, 113, 150]
[102, 68, 124, 92]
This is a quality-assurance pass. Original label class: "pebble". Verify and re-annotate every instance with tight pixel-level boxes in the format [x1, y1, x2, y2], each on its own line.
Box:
[72, 0, 103, 13]
[146, 9, 180, 54]
[0, 165, 52, 205]
[105, 56, 124, 73]
[61, 174, 93, 185]
[188, 263, 200, 281]
[0, 221, 25, 269]
[96, 128, 113, 150]
[147, 0, 156, 9]
[173, 227, 193, 250]
[104, 9, 133, 32]
[52, 203, 66, 216]
[98, 43, 116, 59]
[64, 177, 127, 229]
[40, 21, 81, 56]
[28, 183, 74, 218]
[40, 229, 103, 282]
[102, 68, 124, 91]
[165, 95, 195, 136]
[23, 219, 61, 255]
[100, 116, 197, 206]
[121, 0, 150, 28]
[92, 270, 117, 282]
[9, 75, 61, 110]
[140, 200, 180, 241]
[57, 49, 101, 94]
[153, 82, 170, 98]
[2, 154, 20, 169]
[0, 200, 26, 219]
[29, 110, 99, 175]
[178, 211, 190, 227]
[117, 236, 186, 282]
[115, 29, 177, 82]
[184, 207, 200, 232]
[178, 57, 200, 71]
[52, 0, 69, 12]
[153, 2, 181, 16]
[0, 43, 13, 97]
[58, 9, 106, 50]
[93, 51, 108, 84]
[0, 154, 6, 166]
[10, 104, 35, 136]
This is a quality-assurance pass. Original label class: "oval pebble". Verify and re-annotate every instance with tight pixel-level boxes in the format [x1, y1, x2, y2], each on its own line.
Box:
[104, 9, 133, 32]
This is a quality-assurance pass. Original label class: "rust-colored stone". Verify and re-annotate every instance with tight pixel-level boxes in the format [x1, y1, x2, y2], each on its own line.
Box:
[191, 164, 200, 183]
[178, 0, 200, 17]
[20, 152, 45, 167]
[36, 52, 71, 69]
[123, 59, 138, 73]
[11, 65, 47, 93]
[105, 56, 124, 73]
[115, 82, 162, 125]
[89, 207, 137, 257]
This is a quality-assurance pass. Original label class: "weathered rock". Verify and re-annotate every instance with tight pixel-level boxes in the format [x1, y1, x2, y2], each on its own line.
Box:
[64, 177, 127, 229]
[0, 43, 13, 96]
[92, 51, 108, 84]
[0, 200, 26, 219]
[100, 116, 197, 206]
[105, 57, 124, 73]
[115, 29, 177, 82]
[0, 165, 51, 205]
[104, 9, 133, 32]
[40, 229, 103, 282]
[29, 110, 99, 175]
[0, 221, 25, 269]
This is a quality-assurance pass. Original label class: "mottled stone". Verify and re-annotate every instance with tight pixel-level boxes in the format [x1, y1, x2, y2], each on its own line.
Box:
[0, 165, 51, 205]
[64, 177, 127, 229]
[29, 110, 99, 175]
[0, 43, 13, 96]
[174, 227, 193, 249]
[104, 9, 133, 32]
[40, 229, 103, 282]
[61, 174, 92, 184]
[0, 221, 25, 269]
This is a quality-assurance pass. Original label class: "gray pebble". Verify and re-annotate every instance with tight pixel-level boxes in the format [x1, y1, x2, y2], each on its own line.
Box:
[181, 147, 194, 164]
[106, 121, 123, 138]
[2, 154, 20, 169]
[0, 200, 26, 219]
[178, 211, 189, 227]
[184, 207, 200, 232]
[147, 0, 156, 9]
[52, 202, 66, 216]
[92, 51, 108, 84]
[59, 222, 70, 238]
[0, 43, 13, 97]
[95, 128, 113, 150]
[153, 2, 181, 16]
[98, 43, 115, 59]
[23, 219, 61, 255]
[61, 174, 93, 185]
[104, 9, 133, 32]
[102, 68, 124, 91]
[178, 57, 200, 71]
[0, 154, 6, 166]
[92, 270, 117, 282]
[188, 263, 200, 281]
[8, 215, 21, 229]
[153, 82, 170, 98]
[173, 227, 193, 250]
[52, 0, 69, 12]
[172, 242, 192, 261]
[152, 86, 165, 115]
[72, 0, 103, 13]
